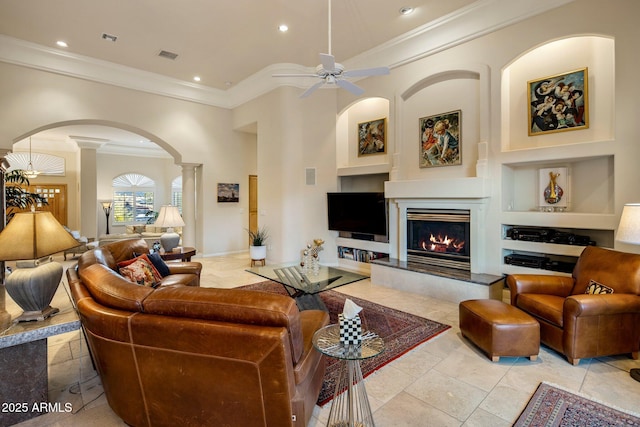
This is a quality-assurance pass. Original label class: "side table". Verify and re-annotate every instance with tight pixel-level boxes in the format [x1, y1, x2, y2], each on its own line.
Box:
[313, 324, 384, 427]
[159, 247, 196, 262]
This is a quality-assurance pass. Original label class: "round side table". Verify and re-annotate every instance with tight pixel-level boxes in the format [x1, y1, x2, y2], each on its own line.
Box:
[313, 324, 384, 427]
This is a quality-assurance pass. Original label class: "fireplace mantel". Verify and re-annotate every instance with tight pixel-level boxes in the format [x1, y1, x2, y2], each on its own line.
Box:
[385, 177, 491, 199]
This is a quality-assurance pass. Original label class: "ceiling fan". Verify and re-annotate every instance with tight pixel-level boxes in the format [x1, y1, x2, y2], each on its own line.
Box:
[273, 0, 390, 98]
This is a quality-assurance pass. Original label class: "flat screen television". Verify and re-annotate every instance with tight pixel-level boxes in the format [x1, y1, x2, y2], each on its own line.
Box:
[327, 192, 387, 237]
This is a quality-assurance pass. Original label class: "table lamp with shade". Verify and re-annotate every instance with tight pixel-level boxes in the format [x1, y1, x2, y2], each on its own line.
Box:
[615, 203, 640, 383]
[154, 205, 185, 252]
[0, 209, 80, 322]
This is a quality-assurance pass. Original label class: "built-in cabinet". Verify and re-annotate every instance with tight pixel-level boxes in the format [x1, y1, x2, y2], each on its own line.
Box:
[499, 141, 617, 275]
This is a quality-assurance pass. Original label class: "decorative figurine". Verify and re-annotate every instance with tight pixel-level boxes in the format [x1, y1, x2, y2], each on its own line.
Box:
[544, 171, 563, 204]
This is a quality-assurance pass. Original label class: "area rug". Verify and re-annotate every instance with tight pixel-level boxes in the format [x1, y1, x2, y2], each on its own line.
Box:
[514, 382, 640, 426]
[239, 281, 451, 406]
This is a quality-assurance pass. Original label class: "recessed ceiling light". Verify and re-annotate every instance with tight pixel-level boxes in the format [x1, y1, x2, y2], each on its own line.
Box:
[399, 6, 414, 15]
[193, 76, 201, 82]
[56, 40, 68, 48]
[278, 24, 289, 33]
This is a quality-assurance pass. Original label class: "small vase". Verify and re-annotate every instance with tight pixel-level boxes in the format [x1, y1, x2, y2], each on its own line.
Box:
[544, 171, 563, 204]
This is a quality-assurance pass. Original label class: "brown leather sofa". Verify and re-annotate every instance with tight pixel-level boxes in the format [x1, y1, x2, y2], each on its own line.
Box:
[507, 246, 640, 365]
[67, 238, 330, 427]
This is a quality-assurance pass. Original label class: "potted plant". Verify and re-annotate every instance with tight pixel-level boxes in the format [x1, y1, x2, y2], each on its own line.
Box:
[247, 226, 269, 261]
[4, 170, 48, 222]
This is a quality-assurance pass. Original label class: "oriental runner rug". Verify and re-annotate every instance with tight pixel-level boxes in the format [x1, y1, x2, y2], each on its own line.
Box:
[239, 280, 450, 406]
[514, 382, 640, 426]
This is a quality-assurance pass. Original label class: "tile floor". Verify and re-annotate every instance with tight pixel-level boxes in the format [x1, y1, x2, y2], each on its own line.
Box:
[10, 252, 640, 426]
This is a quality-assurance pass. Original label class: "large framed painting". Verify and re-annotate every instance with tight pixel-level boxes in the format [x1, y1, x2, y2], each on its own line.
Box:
[217, 183, 239, 203]
[357, 117, 387, 156]
[528, 68, 588, 135]
[419, 110, 461, 168]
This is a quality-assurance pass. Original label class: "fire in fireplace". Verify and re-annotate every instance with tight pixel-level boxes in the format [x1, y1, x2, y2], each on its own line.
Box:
[407, 209, 471, 271]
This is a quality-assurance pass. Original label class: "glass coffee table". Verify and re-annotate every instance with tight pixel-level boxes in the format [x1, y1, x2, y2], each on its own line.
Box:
[246, 262, 368, 310]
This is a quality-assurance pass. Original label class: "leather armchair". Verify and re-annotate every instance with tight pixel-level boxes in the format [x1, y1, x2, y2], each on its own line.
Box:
[507, 246, 640, 365]
[67, 238, 329, 426]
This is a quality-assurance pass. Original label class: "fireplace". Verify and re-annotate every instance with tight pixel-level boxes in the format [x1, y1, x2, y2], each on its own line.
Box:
[406, 208, 471, 271]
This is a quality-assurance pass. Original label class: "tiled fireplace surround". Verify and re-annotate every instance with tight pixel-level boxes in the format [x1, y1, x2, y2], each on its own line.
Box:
[370, 177, 504, 303]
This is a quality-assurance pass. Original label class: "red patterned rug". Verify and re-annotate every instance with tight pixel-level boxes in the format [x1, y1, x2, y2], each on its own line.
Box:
[514, 382, 640, 426]
[239, 280, 450, 406]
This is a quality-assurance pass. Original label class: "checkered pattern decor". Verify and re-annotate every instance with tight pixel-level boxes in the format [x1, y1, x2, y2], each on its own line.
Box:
[339, 313, 362, 345]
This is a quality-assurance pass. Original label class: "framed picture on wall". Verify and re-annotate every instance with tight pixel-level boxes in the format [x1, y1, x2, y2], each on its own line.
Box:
[357, 117, 387, 156]
[217, 183, 239, 203]
[528, 68, 589, 135]
[419, 110, 462, 168]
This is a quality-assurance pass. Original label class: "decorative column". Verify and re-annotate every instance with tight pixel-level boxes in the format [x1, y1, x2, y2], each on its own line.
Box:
[74, 138, 108, 240]
[180, 164, 198, 248]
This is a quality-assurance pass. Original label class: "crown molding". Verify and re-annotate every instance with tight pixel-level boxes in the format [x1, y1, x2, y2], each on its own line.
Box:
[0, 0, 574, 109]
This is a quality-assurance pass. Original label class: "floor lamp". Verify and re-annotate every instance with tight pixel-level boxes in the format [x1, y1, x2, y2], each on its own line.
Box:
[101, 201, 112, 235]
[0, 209, 80, 321]
[614, 203, 640, 383]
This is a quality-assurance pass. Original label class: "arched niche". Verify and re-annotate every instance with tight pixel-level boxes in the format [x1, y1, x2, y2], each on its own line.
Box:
[501, 35, 615, 151]
[336, 97, 391, 170]
[396, 66, 488, 181]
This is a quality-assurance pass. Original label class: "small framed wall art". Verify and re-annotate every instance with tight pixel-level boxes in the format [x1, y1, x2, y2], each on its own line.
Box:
[357, 117, 387, 156]
[419, 110, 461, 168]
[528, 68, 588, 135]
[217, 183, 239, 203]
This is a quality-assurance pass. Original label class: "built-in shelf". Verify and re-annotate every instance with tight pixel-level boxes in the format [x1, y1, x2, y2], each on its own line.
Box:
[335, 237, 389, 274]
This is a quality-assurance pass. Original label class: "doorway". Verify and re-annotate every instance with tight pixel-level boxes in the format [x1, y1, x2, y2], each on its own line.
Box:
[248, 175, 258, 244]
[19, 183, 68, 226]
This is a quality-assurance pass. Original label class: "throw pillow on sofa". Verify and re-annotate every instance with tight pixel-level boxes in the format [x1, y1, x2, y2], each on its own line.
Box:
[133, 251, 171, 277]
[585, 279, 614, 295]
[118, 254, 162, 287]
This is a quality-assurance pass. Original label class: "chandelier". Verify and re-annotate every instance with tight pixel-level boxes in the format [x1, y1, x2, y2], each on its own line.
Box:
[24, 136, 40, 179]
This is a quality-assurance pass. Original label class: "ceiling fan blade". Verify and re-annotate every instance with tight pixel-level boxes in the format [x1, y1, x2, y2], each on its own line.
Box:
[272, 73, 319, 78]
[342, 66, 390, 78]
[319, 53, 336, 72]
[335, 79, 365, 96]
[300, 81, 325, 98]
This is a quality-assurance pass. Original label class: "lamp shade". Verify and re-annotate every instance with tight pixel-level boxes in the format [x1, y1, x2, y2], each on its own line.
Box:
[616, 203, 640, 245]
[0, 211, 79, 261]
[154, 205, 185, 228]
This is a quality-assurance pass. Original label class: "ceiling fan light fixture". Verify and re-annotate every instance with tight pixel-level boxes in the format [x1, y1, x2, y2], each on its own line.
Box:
[278, 24, 289, 33]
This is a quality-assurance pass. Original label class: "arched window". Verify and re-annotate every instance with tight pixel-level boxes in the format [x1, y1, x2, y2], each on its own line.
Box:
[112, 173, 155, 224]
[171, 176, 182, 213]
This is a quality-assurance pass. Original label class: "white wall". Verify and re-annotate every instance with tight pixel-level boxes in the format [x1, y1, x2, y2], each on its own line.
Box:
[332, 0, 640, 273]
[0, 0, 639, 271]
[0, 62, 256, 256]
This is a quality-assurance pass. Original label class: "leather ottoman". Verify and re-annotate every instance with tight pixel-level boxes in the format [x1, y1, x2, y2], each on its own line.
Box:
[459, 299, 539, 362]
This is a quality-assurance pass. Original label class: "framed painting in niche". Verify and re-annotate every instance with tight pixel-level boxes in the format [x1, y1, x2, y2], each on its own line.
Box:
[419, 110, 461, 168]
[538, 167, 570, 211]
[528, 68, 588, 136]
[357, 117, 386, 156]
[217, 183, 239, 203]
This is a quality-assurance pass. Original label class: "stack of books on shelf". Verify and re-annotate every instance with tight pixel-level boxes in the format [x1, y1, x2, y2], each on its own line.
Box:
[338, 246, 388, 263]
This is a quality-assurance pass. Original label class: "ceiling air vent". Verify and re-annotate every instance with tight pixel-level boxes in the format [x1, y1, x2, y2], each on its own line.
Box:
[158, 50, 178, 60]
[101, 33, 118, 42]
